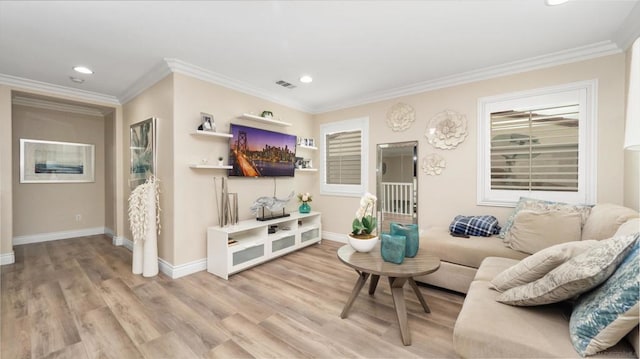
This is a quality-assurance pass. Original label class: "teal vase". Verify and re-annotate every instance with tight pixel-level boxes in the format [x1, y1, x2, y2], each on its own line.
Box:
[390, 223, 419, 258]
[381, 233, 406, 264]
[299, 202, 311, 213]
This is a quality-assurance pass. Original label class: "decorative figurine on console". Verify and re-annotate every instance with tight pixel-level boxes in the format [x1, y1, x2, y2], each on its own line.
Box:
[250, 191, 294, 221]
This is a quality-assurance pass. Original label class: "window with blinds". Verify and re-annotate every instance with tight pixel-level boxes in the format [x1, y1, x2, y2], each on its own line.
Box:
[490, 104, 579, 192]
[477, 80, 596, 206]
[320, 117, 369, 196]
[325, 130, 362, 185]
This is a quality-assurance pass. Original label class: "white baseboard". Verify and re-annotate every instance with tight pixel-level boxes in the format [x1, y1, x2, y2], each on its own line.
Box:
[323, 230, 348, 243]
[113, 236, 204, 279]
[159, 257, 207, 279]
[0, 251, 15, 265]
[13, 227, 107, 245]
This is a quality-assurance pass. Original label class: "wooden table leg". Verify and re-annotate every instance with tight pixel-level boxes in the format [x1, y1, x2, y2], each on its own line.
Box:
[388, 276, 411, 346]
[408, 278, 431, 313]
[368, 274, 380, 295]
[340, 271, 370, 319]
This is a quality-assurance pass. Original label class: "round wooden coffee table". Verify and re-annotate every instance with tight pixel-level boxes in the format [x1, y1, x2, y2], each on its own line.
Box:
[337, 243, 440, 346]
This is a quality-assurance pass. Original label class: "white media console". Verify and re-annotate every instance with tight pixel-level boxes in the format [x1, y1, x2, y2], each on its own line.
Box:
[207, 211, 322, 279]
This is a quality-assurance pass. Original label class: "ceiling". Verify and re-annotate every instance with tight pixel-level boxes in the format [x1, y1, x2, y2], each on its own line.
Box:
[1, 1, 639, 113]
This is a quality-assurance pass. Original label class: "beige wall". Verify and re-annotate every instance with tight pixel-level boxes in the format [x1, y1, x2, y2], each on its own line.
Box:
[0, 86, 12, 256]
[104, 111, 116, 233]
[12, 105, 106, 236]
[624, 46, 640, 211]
[122, 73, 317, 266]
[314, 54, 627, 234]
[172, 74, 316, 265]
[122, 75, 175, 263]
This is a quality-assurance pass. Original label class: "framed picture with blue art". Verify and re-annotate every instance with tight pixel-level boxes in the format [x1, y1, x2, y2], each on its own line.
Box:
[130, 117, 157, 189]
[20, 139, 95, 183]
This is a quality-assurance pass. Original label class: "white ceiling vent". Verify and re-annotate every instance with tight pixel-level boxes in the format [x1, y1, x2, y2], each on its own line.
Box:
[276, 80, 297, 89]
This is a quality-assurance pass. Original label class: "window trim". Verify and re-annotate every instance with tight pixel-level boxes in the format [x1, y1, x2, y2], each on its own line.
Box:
[320, 117, 369, 197]
[477, 80, 597, 207]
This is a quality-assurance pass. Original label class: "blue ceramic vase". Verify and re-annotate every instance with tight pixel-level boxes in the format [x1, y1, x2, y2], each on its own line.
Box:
[299, 202, 311, 213]
[381, 233, 406, 264]
[390, 223, 419, 258]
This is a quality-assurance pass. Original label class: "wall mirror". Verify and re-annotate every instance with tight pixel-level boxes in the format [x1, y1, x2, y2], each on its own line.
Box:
[376, 141, 418, 233]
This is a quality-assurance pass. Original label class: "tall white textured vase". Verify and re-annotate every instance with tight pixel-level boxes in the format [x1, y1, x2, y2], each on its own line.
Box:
[143, 183, 159, 277]
[132, 239, 144, 274]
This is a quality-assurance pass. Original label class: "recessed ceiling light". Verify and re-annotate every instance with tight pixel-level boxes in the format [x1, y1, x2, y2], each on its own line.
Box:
[545, 0, 569, 5]
[69, 76, 85, 84]
[299, 75, 313, 84]
[73, 66, 94, 74]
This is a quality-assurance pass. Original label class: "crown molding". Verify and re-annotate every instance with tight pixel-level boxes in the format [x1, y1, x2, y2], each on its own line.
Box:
[118, 60, 172, 105]
[313, 41, 622, 114]
[0, 73, 119, 106]
[164, 58, 313, 113]
[12, 95, 108, 117]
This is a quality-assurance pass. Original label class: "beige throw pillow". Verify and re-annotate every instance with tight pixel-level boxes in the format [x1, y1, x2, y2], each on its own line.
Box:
[505, 210, 582, 254]
[581, 203, 639, 241]
[496, 233, 638, 306]
[490, 240, 599, 292]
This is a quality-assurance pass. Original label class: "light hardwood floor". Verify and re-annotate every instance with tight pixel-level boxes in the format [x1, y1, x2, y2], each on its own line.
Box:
[1, 235, 465, 359]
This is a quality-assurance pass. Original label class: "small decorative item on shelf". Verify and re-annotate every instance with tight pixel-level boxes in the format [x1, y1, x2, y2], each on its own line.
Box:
[390, 222, 419, 257]
[261, 110, 273, 118]
[198, 112, 215, 132]
[297, 192, 312, 213]
[348, 192, 378, 252]
[381, 233, 406, 264]
[218, 156, 224, 166]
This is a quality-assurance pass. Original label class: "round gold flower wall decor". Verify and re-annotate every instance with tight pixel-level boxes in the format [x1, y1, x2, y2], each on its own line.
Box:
[386, 103, 415, 132]
[422, 153, 446, 176]
[425, 110, 468, 149]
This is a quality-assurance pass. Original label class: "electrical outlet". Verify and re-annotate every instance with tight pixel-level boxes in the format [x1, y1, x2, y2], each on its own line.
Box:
[75, 214, 82, 222]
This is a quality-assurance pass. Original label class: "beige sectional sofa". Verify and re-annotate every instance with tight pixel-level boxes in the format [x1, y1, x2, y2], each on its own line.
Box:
[416, 203, 639, 294]
[414, 202, 639, 358]
[453, 255, 639, 358]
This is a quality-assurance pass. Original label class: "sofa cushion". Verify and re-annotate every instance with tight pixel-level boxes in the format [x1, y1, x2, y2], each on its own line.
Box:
[615, 218, 640, 237]
[490, 240, 599, 292]
[582, 204, 639, 241]
[454, 257, 637, 358]
[421, 227, 528, 269]
[505, 210, 583, 254]
[570, 239, 639, 356]
[497, 233, 638, 306]
[499, 197, 591, 239]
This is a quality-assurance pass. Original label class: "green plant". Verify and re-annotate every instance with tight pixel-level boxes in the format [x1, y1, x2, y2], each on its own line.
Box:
[351, 192, 377, 236]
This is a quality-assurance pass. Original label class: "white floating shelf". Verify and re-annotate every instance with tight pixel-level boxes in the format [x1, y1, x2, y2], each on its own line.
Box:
[192, 130, 233, 138]
[189, 164, 233, 170]
[297, 145, 318, 150]
[295, 168, 318, 172]
[240, 113, 292, 127]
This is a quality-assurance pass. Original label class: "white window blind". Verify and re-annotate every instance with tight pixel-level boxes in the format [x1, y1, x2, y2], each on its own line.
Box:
[320, 117, 369, 197]
[477, 80, 596, 207]
[490, 104, 579, 192]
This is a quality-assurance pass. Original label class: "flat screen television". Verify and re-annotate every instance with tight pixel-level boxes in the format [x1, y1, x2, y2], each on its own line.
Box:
[228, 124, 297, 177]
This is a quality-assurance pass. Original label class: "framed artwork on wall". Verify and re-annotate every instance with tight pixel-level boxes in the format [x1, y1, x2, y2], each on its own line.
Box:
[20, 139, 95, 183]
[130, 117, 157, 189]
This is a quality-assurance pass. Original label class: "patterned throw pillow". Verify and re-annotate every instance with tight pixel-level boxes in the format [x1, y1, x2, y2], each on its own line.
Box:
[496, 233, 638, 306]
[499, 197, 592, 240]
[490, 240, 599, 292]
[570, 237, 639, 356]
